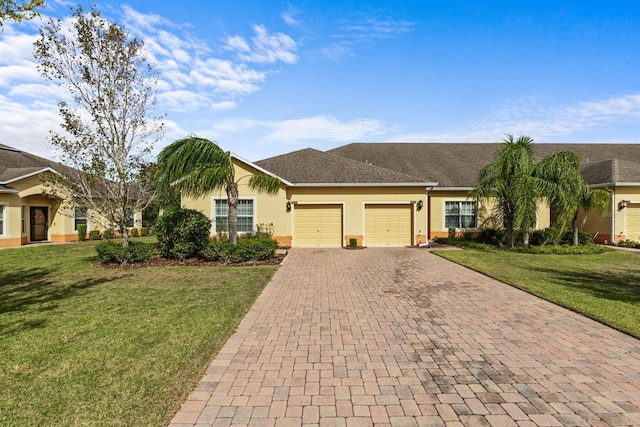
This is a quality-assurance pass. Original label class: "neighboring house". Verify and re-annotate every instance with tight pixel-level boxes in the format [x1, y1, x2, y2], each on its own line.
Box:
[0, 144, 139, 248]
[181, 143, 640, 247]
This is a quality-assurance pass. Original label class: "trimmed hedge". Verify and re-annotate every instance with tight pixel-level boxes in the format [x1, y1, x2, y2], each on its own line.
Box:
[96, 241, 156, 264]
[89, 230, 101, 240]
[202, 238, 277, 264]
[155, 207, 211, 260]
[77, 224, 87, 241]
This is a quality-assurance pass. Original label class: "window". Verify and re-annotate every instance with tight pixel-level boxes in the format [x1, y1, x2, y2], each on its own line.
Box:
[445, 201, 476, 229]
[0, 205, 4, 235]
[215, 199, 254, 233]
[126, 209, 134, 228]
[74, 207, 88, 230]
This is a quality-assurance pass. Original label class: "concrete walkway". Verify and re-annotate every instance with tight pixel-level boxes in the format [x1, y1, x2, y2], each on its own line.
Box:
[169, 248, 640, 427]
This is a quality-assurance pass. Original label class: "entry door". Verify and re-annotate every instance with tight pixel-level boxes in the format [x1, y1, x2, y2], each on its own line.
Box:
[30, 207, 48, 241]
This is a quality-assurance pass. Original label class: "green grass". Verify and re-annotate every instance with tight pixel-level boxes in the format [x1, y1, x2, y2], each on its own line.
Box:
[0, 240, 278, 426]
[433, 248, 640, 338]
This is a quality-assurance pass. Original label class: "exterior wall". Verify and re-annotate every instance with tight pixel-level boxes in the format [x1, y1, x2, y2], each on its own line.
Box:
[428, 190, 478, 239]
[288, 186, 427, 246]
[180, 159, 289, 245]
[0, 193, 23, 247]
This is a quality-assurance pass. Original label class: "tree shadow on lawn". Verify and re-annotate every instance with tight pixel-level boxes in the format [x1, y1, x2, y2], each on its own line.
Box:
[528, 266, 640, 304]
[0, 267, 130, 336]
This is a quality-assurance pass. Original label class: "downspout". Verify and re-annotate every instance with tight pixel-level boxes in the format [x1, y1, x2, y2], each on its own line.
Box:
[605, 186, 616, 245]
[425, 186, 432, 244]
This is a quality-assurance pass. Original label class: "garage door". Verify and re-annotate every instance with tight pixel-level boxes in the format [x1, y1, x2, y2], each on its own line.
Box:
[365, 204, 412, 247]
[627, 204, 640, 241]
[294, 204, 343, 247]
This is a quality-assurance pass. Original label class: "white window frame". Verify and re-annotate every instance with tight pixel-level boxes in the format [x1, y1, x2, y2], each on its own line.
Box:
[74, 207, 89, 231]
[443, 200, 478, 229]
[212, 197, 257, 234]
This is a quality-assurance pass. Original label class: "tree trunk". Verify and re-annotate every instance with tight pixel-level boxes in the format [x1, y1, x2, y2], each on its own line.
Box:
[227, 182, 239, 244]
[572, 212, 579, 246]
[119, 220, 129, 246]
[523, 230, 529, 246]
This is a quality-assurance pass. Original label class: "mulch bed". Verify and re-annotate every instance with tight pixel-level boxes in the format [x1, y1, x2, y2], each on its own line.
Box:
[95, 254, 287, 269]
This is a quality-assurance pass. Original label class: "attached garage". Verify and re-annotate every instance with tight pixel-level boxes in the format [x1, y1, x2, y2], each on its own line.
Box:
[626, 203, 640, 241]
[364, 204, 413, 247]
[293, 204, 343, 247]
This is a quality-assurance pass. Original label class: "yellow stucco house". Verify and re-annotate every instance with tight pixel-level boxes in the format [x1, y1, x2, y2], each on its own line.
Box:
[181, 142, 640, 247]
[0, 144, 139, 248]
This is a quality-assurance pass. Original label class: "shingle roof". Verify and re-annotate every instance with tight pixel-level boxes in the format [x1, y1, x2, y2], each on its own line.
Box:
[0, 144, 62, 183]
[328, 143, 640, 187]
[254, 148, 432, 185]
[581, 159, 640, 185]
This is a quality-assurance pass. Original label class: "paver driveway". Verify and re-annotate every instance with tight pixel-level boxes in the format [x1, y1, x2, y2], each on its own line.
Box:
[169, 248, 640, 427]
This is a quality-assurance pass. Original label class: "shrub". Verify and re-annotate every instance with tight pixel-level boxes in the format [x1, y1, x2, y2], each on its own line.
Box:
[349, 238, 358, 248]
[77, 224, 87, 241]
[89, 230, 101, 240]
[202, 238, 277, 264]
[155, 207, 211, 260]
[140, 227, 148, 236]
[103, 229, 113, 240]
[617, 239, 637, 248]
[462, 231, 475, 241]
[448, 227, 456, 239]
[477, 228, 504, 245]
[529, 227, 561, 246]
[130, 228, 139, 237]
[560, 230, 593, 246]
[95, 241, 156, 264]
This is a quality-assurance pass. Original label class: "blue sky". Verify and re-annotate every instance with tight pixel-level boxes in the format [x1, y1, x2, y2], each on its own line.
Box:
[2, 1, 640, 162]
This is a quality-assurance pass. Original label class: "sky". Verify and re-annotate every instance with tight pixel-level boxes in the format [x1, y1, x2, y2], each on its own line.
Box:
[2, 0, 640, 163]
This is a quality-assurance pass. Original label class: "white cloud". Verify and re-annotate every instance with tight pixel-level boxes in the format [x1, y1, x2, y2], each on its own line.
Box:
[391, 93, 640, 143]
[209, 115, 389, 143]
[323, 16, 414, 60]
[0, 95, 60, 157]
[282, 7, 302, 27]
[226, 24, 298, 64]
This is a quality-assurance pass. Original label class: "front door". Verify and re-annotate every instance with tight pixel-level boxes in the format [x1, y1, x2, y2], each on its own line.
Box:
[30, 207, 48, 242]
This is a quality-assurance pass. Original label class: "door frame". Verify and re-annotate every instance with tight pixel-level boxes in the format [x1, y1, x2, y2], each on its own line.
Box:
[30, 206, 49, 242]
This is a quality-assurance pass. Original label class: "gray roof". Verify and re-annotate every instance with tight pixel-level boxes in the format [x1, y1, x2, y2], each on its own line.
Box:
[581, 159, 640, 185]
[0, 144, 62, 183]
[255, 148, 431, 185]
[328, 143, 640, 187]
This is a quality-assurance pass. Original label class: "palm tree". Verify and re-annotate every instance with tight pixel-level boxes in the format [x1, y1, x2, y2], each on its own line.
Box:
[471, 134, 541, 247]
[535, 151, 609, 245]
[156, 136, 281, 244]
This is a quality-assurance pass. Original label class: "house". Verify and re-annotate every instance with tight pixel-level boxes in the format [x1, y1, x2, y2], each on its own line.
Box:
[181, 142, 640, 247]
[0, 144, 140, 248]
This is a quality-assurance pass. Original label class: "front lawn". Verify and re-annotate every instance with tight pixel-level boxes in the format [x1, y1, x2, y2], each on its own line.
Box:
[0, 241, 277, 426]
[433, 248, 640, 338]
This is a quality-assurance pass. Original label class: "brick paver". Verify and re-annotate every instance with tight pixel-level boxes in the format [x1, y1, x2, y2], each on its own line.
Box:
[169, 248, 640, 426]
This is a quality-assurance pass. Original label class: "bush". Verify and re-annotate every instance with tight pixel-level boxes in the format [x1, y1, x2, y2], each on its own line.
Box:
[155, 207, 211, 260]
[140, 227, 148, 236]
[130, 228, 139, 237]
[103, 229, 113, 240]
[477, 228, 504, 245]
[95, 241, 156, 264]
[462, 231, 475, 241]
[529, 227, 561, 246]
[202, 238, 277, 264]
[617, 239, 638, 248]
[560, 230, 593, 246]
[77, 224, 87, 241]
[448, 227, 456, 239]
[89, 230, 101, 240]
[349, 238, 358, 248]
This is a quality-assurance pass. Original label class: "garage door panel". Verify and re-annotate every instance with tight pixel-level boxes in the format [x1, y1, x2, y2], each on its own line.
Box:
[294, 204, 342, 247]
[627, 204, 640, 241]
[365, 204, 412, 247]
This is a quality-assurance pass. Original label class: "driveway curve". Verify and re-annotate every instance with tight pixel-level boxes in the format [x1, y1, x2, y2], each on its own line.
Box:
[170, 248, 640, 427]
